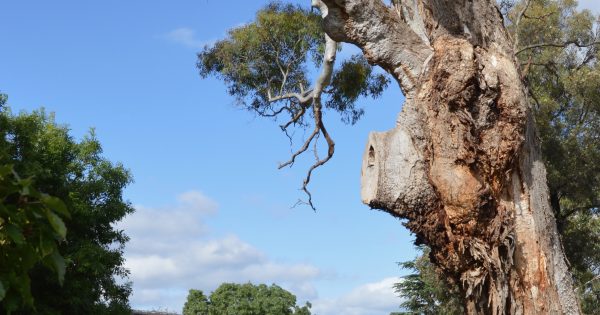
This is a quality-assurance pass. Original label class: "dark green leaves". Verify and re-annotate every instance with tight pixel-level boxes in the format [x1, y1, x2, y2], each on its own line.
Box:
[394, 247, 464, 315]
[183, 283, 312, 315]
[0, 164, 69, 314]
[0, 105, 133, 314]
[4, 224, 25, 245]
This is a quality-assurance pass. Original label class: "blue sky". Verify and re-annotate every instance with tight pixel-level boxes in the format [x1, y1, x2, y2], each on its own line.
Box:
[2, 1, 599, 314]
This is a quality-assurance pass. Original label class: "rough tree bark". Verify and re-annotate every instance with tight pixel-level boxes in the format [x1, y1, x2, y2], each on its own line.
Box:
[316, 0, 581, 314]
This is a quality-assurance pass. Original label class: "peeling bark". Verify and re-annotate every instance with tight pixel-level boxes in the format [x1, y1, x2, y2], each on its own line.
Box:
[319, 0, 582, 313]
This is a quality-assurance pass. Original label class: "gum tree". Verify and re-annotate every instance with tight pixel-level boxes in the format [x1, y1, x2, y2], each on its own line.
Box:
[396, 1, 600, 313]
[198, 1, 598, 313]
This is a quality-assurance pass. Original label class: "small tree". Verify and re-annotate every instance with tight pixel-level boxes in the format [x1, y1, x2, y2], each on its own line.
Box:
[183, 283, 311, 315]
[394, 247, 464, 315]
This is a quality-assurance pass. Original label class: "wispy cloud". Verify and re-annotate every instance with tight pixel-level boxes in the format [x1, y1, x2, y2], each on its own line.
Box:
[164, 27, 209, 49]
[312, 277, 403, 315]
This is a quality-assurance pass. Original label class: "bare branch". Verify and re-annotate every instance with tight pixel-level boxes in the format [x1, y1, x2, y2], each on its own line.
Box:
[277, 5, 339, 210]
[299, 103, 335, 211]
[280, 106, 308, 130]
[516, 40, 600, 55]
[576, 274, 600, 291]
[513, 0, 531, 52]
[523, 10, 556, 21]
[278, 126, 319, 169]
[268, 90, 313, 104]
[560, 203, 600, 220]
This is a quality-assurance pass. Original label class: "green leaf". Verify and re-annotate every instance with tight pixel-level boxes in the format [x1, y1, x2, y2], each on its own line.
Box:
[40, 236, 56, 257]
[45, 210, 67, 239]
[41, 195, 70, 219]
[18, 178, 32, 196]
[0, 164, 12, 178]
[5, 224, 25, 245]
[49, 251, 66, 285]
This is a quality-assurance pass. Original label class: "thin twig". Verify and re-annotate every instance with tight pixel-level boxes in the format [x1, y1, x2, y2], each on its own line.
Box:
[512, 0, 531, 52]
[576, 275, 600, 291]
[516, 40, 600, 55]
[278, 125, 319, 169]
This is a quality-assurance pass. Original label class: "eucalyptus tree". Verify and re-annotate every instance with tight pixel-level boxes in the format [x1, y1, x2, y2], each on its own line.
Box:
[396, 1, 600, 313]
[198, 0, 600, 313]
[198, 2, 389, 209]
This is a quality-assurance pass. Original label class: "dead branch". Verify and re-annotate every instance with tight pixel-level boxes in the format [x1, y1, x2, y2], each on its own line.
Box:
[278, 125, 319, 169]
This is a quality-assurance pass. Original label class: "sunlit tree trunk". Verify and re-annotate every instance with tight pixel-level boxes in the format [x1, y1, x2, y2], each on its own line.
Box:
[317, 0, 581, 313]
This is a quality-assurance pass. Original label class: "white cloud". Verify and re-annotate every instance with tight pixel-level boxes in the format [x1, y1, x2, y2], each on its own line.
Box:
[119, 191, 403, 314]
[164, 27, 208, 49]
[118, 190, 322, 311]
[312, 277, 402, 315]
[118, 190, 216, 247]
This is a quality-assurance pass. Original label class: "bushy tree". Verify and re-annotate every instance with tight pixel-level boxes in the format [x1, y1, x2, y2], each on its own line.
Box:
[0, 99, 134, 314]
[0, 93, 70, 314]
[183, 283, 311, 315]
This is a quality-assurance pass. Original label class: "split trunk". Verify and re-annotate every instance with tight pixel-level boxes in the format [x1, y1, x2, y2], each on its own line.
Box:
[319, 0, 581, 313]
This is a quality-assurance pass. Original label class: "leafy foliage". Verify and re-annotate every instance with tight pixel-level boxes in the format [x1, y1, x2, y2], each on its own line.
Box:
[393, 247, 464, 315]
[0, 103, 134, 314]
[0, 164, 69, 314]
[198, 2, 389, 125]
[198, 2, 323, 119]
[326, 55, 389, 124]
[183, 289, 210, 315]
[510, 0, 600, 311]
[198, 2, 390, 208]
[183, 283, 311, 315]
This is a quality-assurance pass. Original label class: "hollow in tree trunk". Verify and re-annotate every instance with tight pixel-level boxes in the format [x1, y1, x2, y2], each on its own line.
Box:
[317, 0, 581, 314]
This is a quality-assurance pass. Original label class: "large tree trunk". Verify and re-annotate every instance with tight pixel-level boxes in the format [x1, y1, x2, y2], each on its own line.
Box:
[318, 0, 581, 314]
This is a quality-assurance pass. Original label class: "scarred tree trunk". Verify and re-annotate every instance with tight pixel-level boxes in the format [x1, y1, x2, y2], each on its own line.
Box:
[318, 0, 581, 314]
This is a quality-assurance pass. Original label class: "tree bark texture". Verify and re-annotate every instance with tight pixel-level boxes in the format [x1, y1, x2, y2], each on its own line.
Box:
[318, 0, 581, 314]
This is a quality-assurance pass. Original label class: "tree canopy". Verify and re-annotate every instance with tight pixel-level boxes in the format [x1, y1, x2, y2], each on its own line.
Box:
[198, 2, 389, 208]
[0, 100, 134, 314]
[183, 283, 311, 315]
